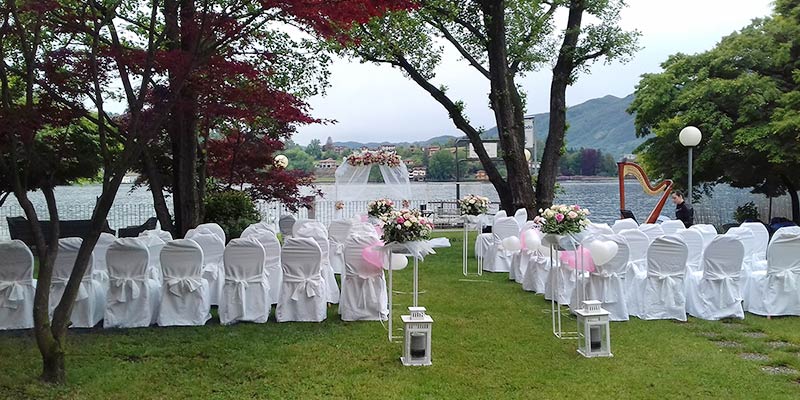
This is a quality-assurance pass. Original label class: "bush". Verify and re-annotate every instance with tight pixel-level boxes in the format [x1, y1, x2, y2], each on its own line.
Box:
[203, 190, 261, 240]
[734, 201, 760, 223]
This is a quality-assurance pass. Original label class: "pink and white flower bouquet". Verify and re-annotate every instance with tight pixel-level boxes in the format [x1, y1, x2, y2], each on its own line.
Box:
[382, 209, 434, 243]
[534, 204, 590, 235]
[367, 198, 394, 219]
[346, 150, 401, 167]
[458, 194, 490, 216]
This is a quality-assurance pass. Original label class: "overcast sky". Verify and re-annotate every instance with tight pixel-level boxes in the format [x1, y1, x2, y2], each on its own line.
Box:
[293, 0, 774, 145]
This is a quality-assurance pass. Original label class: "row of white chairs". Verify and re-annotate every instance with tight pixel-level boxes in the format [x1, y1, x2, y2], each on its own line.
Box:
[0, 218, 392, 330]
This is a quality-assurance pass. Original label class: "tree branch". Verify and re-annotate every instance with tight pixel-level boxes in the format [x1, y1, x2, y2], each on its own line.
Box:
[424, 14, 489, 78]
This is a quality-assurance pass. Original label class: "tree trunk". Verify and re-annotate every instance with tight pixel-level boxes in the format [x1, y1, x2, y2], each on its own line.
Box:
[536, 0, 585, 210]
[142, 149, 175, 235]
[781, 174, 800, 223]
[40, 343, 65, 384]
[480, 0, 536, 217]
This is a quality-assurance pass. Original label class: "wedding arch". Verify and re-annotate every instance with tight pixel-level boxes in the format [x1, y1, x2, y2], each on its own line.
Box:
[334, 150, 412, 201]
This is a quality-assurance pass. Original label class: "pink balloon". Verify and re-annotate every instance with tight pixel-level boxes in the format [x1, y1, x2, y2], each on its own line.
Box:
[361, 241, 385, 270]
[558, 246, 596, 273]
[360, 214, 369, 222]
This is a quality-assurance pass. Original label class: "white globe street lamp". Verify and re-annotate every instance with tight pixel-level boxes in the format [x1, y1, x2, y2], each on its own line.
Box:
[274, 154, 289, 169]
[679, 126, 702, 204]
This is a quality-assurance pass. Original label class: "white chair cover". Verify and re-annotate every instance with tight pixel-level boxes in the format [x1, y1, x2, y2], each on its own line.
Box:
[340, 234, 388, 321]
[140, 229, 173, 243]
[49, 238, 104, 328]
[741, 222, 769, 268]
[639, 223, 665, 243]
[726, 227, 757, 274]
[249, 230, 282, 305]
[512, 227, 541, 284]
[196, 223, 226, 244]
[618, 229, 650, 317]
[0, 240, 36, 330]
[475, 210, 506, 261]
[188, 230, 225, 306]
[295, 222, 339, 304]
[690, 224, 718, 248]
[586, 223, 614, 236]
[241, 222, 276, 238]
[484, 217, 520, 273]
[493, 210, 508, 220]
[138, 234, 166, 284]
[93, 232, 116, 286]
[638, 235, 689, 321]
[521, 250, 549, 293]
[685, 236, 744, 320]
[105, 238, 161, 328]
[292, 219, 315, 237]
[513, 208, 528, 228]
[220, 238, 269, 324]
[660, 219, 686, 235]
[744, 227, 800, 316]
[584, 234, 630, 321]
[277, 237, 327, 322]
[676, 229, 705, 273]
[328, 219, 353, 275]
[612, 218, 638, 234]
[278, 215, 296, 238]
[157, 239, 211, 326]
[349, 222, 379, 237]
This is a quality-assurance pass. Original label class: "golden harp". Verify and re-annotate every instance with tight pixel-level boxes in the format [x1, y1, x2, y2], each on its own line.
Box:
[618, 162, 674, 224]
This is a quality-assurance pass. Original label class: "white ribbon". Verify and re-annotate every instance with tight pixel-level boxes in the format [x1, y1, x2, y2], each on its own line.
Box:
[282, 272, 323, 301]
[163, 276, 203, 297]
[383, 238, 450, 261]
[225, 275, 267, 320]
[51, 277, 90, 302]
[110, 276, 145, 303]
[0, 280, 30, 309]
[650, 271, 683, 308]
[590, 272, 623, 303]
[203, 263, 222, 281]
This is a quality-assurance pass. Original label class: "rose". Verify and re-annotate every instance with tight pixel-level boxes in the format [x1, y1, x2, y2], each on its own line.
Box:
[567, 211, 578, 219]
[555, 213, 565, 222]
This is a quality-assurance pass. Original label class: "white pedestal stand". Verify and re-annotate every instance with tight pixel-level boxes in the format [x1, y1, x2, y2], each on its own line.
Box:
[385, 246, 421, 343]
[545, 233, 587, 340]
[462, 215, 483, 276]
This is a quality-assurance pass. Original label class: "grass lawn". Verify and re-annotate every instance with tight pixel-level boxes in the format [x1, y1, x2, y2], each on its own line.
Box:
[1, 231, 799, 399]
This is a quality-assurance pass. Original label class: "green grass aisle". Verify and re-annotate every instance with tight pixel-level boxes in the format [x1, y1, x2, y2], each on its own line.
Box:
[1, 231, 798, 399]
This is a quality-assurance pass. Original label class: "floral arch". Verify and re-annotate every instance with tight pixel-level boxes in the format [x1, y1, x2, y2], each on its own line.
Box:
[334, 150, 411, 201]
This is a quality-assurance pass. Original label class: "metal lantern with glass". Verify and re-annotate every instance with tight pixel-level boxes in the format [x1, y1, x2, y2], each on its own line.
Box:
[575, 300, 612, 358]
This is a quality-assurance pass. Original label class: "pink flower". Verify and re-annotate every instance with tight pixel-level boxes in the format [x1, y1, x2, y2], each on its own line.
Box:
[555, 213, 565, 222]
[397, 218, 405, 224]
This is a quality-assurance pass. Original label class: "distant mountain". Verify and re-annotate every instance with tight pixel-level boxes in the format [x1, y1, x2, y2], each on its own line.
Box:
[334, 93, 642, 157]
[482, 94, 641, 157]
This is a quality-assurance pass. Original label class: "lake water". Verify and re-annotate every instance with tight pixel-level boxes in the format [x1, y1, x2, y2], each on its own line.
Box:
[0, 180, 789, 239]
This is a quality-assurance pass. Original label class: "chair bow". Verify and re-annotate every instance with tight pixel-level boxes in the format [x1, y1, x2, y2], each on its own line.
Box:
[650, 271, 684, 308]
[772, 267, 800, 294]
[110, 277, 143, 303]
[225, 275, 267, 317]
[285, 275, 323, 301]
[164, 276, 203, 297]
[0, 280, 29, 308]
[590, 272, 622, 303]
[356, 276, 381, 311]
[51, 276, 91, 301]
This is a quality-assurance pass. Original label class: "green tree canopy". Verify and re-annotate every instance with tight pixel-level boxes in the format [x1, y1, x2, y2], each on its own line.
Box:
[427, 149, 455, 181]
[628, 0, 800, 221]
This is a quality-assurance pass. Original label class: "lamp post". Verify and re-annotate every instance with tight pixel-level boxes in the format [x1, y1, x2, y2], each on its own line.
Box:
[679, 126, 702, 205]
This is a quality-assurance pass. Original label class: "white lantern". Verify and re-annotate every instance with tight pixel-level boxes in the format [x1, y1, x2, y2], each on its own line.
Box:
[401, 306, 433, 366]
[575, 300, 612, 358]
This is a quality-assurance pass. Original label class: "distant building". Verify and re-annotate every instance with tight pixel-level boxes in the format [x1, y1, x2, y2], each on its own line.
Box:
[121, 171, 140, 184]
[622, 153, 637, 162]
[324, 136, 334, 151]
[426, 145, 441, 156]
[360, 146, 370, 151]
[315, 158, 338, 170]
[475, 170, 489, 181]
[380, 144, 396, 153]
[333, 146, 347, 153]
[410, 167, 427, 181]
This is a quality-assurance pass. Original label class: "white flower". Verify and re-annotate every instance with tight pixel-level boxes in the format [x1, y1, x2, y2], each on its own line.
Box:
[404, 221, 412, 227]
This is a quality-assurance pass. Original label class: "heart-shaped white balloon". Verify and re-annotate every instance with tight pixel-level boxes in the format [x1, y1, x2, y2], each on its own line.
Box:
[502, 236, 522, 251]
[523, 230, 541, 251]
[588, 240, 619, 266]
[387, 254, 409, 270]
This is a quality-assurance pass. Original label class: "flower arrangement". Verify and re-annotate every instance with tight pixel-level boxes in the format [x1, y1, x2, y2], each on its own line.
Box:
[458, 194, 490, 216]
[346, 150, 402, 168]
[534, 204, 590, 235]
[382, 209, 433, 243]
[367, 198, 394, 219]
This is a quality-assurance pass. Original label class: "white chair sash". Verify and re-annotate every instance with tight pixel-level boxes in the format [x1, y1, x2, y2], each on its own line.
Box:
[650, 270, 683, 308]
[282, 272, 324, 301]
[110, 276, 146, 302]
[51, 276, 91, 301]
[0, 280, 30, 308]
[164, 275, 204, 297]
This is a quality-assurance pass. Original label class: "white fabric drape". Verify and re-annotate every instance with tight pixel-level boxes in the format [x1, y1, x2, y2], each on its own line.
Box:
[639, 223, 665, 243]
[584, 234, 631, 321]
[686, 236, 745, 320]
[105, 238, 161, 328]
[277, 237, 327, 322]
[340, 234, 388, 321]
[158, 239, 211, 326]
[637, 235, 689, 321]
[137, 234, 166, 284]
[727, 227, 757, 274]
[188, 229, 226, 306]
[0, 240, 36, 330]
[744, 227, 800, 316]
[741, 222, 769, 268]
[690, 224, 718, 249]
[334, 161, 412, 201]
[92, 232, 116, 288]
[612, 218, 638, 233]
[49, 238, 104, 328]
[220, 238, 269, 324]
[661, 220, 686, 235]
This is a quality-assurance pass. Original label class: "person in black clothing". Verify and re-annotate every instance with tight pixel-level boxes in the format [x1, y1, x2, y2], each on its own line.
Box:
[671, 191, 694, 227]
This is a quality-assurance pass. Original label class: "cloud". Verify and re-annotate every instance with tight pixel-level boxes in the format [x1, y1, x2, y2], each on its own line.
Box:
[295, 0, 773, 145]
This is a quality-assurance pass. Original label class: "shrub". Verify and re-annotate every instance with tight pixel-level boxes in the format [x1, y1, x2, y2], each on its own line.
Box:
[734, 201, 760, 223]
[203, 190, 261, 240]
